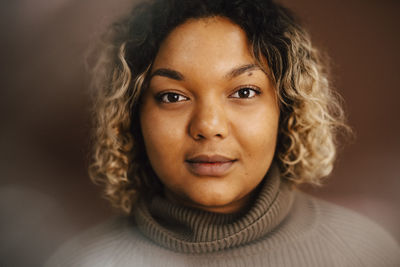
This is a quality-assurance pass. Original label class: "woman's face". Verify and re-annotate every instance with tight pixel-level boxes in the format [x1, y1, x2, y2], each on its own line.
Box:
[139, 17, 279, 213]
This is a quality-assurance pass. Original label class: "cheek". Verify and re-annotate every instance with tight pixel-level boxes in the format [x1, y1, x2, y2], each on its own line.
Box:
[139, 107, 187, 169]
[232, 103, 279, 160]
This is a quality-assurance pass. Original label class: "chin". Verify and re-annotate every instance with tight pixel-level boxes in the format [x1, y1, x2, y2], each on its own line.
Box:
[187, 187, 238, 212]
[194, 196, 231, 208]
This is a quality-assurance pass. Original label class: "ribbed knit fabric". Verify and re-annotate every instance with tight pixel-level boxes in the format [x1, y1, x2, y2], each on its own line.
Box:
[132, 163, 293, 253]
[45, 166, 400, 266]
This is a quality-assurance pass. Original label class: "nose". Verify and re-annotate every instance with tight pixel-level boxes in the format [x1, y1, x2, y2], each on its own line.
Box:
[188, 100, 229, 141]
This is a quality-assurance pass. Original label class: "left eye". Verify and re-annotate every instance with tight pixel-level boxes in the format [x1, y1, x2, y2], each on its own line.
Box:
[230, 87, 260, 99]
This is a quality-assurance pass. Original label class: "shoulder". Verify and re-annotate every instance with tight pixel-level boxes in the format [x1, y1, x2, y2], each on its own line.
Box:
[44, 217, 157, 267]
[294, 191, 400, 266]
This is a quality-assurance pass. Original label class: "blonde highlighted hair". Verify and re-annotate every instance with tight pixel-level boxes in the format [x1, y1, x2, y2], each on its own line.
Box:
[88, 0, 350, 213]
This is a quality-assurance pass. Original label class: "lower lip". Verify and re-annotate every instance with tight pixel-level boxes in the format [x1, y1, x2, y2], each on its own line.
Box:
[185, 161, 236, 177]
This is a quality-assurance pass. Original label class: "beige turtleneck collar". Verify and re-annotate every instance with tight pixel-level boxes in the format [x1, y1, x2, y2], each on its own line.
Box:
[132, 163, 294, 253]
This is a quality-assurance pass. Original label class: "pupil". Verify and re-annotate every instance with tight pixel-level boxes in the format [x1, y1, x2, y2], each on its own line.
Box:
[239, 89, 250, 98]
[168, 94, 179, 102]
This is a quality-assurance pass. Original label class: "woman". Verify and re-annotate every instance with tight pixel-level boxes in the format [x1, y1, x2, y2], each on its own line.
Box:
[47, 0, 400, 266]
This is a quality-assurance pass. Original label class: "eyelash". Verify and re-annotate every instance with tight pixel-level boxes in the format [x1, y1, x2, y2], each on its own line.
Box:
[229, 86, 261, 99]
[155, 86, 261, 104]
[156, 92, 189, 103]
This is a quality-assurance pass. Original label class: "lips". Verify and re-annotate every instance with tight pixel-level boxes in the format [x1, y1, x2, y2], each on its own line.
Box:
[185, 154, 237, 176]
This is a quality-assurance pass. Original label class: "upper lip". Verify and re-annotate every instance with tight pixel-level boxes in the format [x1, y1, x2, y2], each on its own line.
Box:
[186, 154, 236, 163]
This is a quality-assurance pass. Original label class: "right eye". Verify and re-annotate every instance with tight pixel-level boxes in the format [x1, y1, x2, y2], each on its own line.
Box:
[157, 92, 189, 103]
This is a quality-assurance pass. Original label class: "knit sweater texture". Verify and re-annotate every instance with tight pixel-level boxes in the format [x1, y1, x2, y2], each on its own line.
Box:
[46, 166, 400, 266]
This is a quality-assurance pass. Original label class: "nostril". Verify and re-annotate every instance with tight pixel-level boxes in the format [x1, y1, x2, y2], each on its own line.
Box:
[196, 133, 205, 140]
[194, 132, 223, 140]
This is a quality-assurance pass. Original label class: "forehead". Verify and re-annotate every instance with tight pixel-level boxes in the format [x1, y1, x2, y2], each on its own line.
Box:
[152, 17, 255, 73]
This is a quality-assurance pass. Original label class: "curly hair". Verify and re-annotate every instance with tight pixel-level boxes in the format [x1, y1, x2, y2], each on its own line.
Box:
[88, 0, 350, 213]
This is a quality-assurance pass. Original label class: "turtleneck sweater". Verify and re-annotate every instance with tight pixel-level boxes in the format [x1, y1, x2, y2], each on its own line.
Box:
[132, 164, 293, 254]
[46, 166, 400, 266]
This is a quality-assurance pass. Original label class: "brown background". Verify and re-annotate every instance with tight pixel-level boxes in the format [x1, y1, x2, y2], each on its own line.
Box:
[1, 0, 399, 266]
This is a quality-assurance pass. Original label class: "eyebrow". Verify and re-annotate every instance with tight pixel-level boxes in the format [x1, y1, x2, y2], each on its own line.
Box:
[150, 68, 184, 81]
[225, 64, 261, 79]
[149, 63, 262, 82]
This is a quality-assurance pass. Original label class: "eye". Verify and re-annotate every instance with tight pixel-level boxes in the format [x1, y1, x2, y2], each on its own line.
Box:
[230, 86, 261, 99]
[156, 92, 189, 103]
